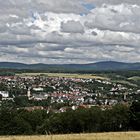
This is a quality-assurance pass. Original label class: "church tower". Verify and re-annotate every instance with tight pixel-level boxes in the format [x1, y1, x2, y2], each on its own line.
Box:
[27, 87, 31, 98]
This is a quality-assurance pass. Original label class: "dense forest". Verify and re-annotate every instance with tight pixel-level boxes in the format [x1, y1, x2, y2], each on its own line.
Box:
[0, 68, 140, 75]
[0, 101, 140, 135]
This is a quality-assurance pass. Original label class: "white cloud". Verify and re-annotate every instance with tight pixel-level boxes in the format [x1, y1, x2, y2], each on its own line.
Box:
[0, 0, 140, 63]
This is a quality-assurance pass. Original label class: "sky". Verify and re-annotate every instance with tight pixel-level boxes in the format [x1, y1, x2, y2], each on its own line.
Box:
[0, 0, 140, 64]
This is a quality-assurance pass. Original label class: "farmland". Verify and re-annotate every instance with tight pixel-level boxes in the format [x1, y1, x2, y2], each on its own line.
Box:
[16, 72, 108, 80]
[0, 132, 140, 140]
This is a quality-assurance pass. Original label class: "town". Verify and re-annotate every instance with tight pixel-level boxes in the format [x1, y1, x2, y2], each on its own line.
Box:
[0, 73, 140, 113]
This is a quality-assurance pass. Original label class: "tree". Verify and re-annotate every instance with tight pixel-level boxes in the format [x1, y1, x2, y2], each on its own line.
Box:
[101, 104, 129, 132]
[0, 94, 2, 101]
[10, 115, 33, 135]
[130, 101, 140, 130]
[14, 96, 29, 107]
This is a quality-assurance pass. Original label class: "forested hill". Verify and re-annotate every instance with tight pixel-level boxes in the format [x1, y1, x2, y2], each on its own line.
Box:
[0, 61, 140, 71]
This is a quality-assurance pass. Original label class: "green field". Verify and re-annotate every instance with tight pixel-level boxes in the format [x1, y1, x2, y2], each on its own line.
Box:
[16, 73, 108, 80]
[128, 76, 140, 81]
[0, 132, 140, 140]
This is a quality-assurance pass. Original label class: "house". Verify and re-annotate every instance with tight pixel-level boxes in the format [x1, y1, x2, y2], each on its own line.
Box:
[24, 106, 44, 111]
[0, 91, 9, 98]
[32, 93, 48, 101]
[33, 87, 44, 92]
[72, 105, 78, 110]
[84, 98, 94, 104]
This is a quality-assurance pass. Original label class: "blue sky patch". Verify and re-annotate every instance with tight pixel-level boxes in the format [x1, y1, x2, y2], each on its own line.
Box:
[83, 3, 95, 10]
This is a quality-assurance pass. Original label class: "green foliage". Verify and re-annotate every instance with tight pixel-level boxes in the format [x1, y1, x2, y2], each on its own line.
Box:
[129, 101, 140, 130]
[14, 96, 29, 107]
[40, 106, 130, 134]
[1, 101, 140, 135]
[101, 105, 129, 132]
[0, 83, 7, 91]
[0, 72, 15, 76]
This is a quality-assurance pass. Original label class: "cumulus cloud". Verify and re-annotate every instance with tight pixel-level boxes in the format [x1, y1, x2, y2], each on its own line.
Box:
[84, 4, 140, 34]
[0, 0, 140, 64]
[61, 20, 84, 33]
[85, 0, 140, 6]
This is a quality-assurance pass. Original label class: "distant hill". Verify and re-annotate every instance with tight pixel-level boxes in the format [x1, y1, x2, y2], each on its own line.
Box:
[0, 61, 140, 71]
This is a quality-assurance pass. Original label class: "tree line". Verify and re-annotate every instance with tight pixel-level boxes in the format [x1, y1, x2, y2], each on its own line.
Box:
[0, 101, 140, 135]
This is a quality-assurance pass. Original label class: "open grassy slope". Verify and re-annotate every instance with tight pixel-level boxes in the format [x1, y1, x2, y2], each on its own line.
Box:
[16, 73, 108, 80]
[1, 132, 140, 140]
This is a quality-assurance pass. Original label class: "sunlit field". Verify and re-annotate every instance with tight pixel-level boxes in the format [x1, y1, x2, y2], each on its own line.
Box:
[16, 73, 108, 80]
[1, 132, 140, 140]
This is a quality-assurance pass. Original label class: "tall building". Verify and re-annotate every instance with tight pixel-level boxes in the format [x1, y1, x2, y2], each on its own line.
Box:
[27, 87, 31, 98]
[123, 92, 128, 101]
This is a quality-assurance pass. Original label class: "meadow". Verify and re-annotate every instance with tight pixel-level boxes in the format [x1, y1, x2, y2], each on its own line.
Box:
[16, 73, 107, 80]
[0, 132, 140, 140]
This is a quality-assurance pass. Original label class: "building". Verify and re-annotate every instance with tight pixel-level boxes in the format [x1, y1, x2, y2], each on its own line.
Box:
[0, 91, 9, 98]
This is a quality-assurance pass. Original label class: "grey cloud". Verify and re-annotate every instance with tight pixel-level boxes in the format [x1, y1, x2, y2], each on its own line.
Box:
[0, 0, 88, 16]
[61, 20, 84, 33]
[91, 31, 98, 36]
[0, 0, 140, 64]
[85, 0, 140, 6]
[0, 24, 7, 33]
[8, 26, 32, 36]
[33, 0, 88, 14]
[84, 4, 140, 34]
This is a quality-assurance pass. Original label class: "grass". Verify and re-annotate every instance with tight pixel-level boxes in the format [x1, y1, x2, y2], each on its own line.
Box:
[112, 80, 137, 87]
[16, 73, 108, 80]
[128, 76, 140, 81]
[1, 132, 140, 140]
